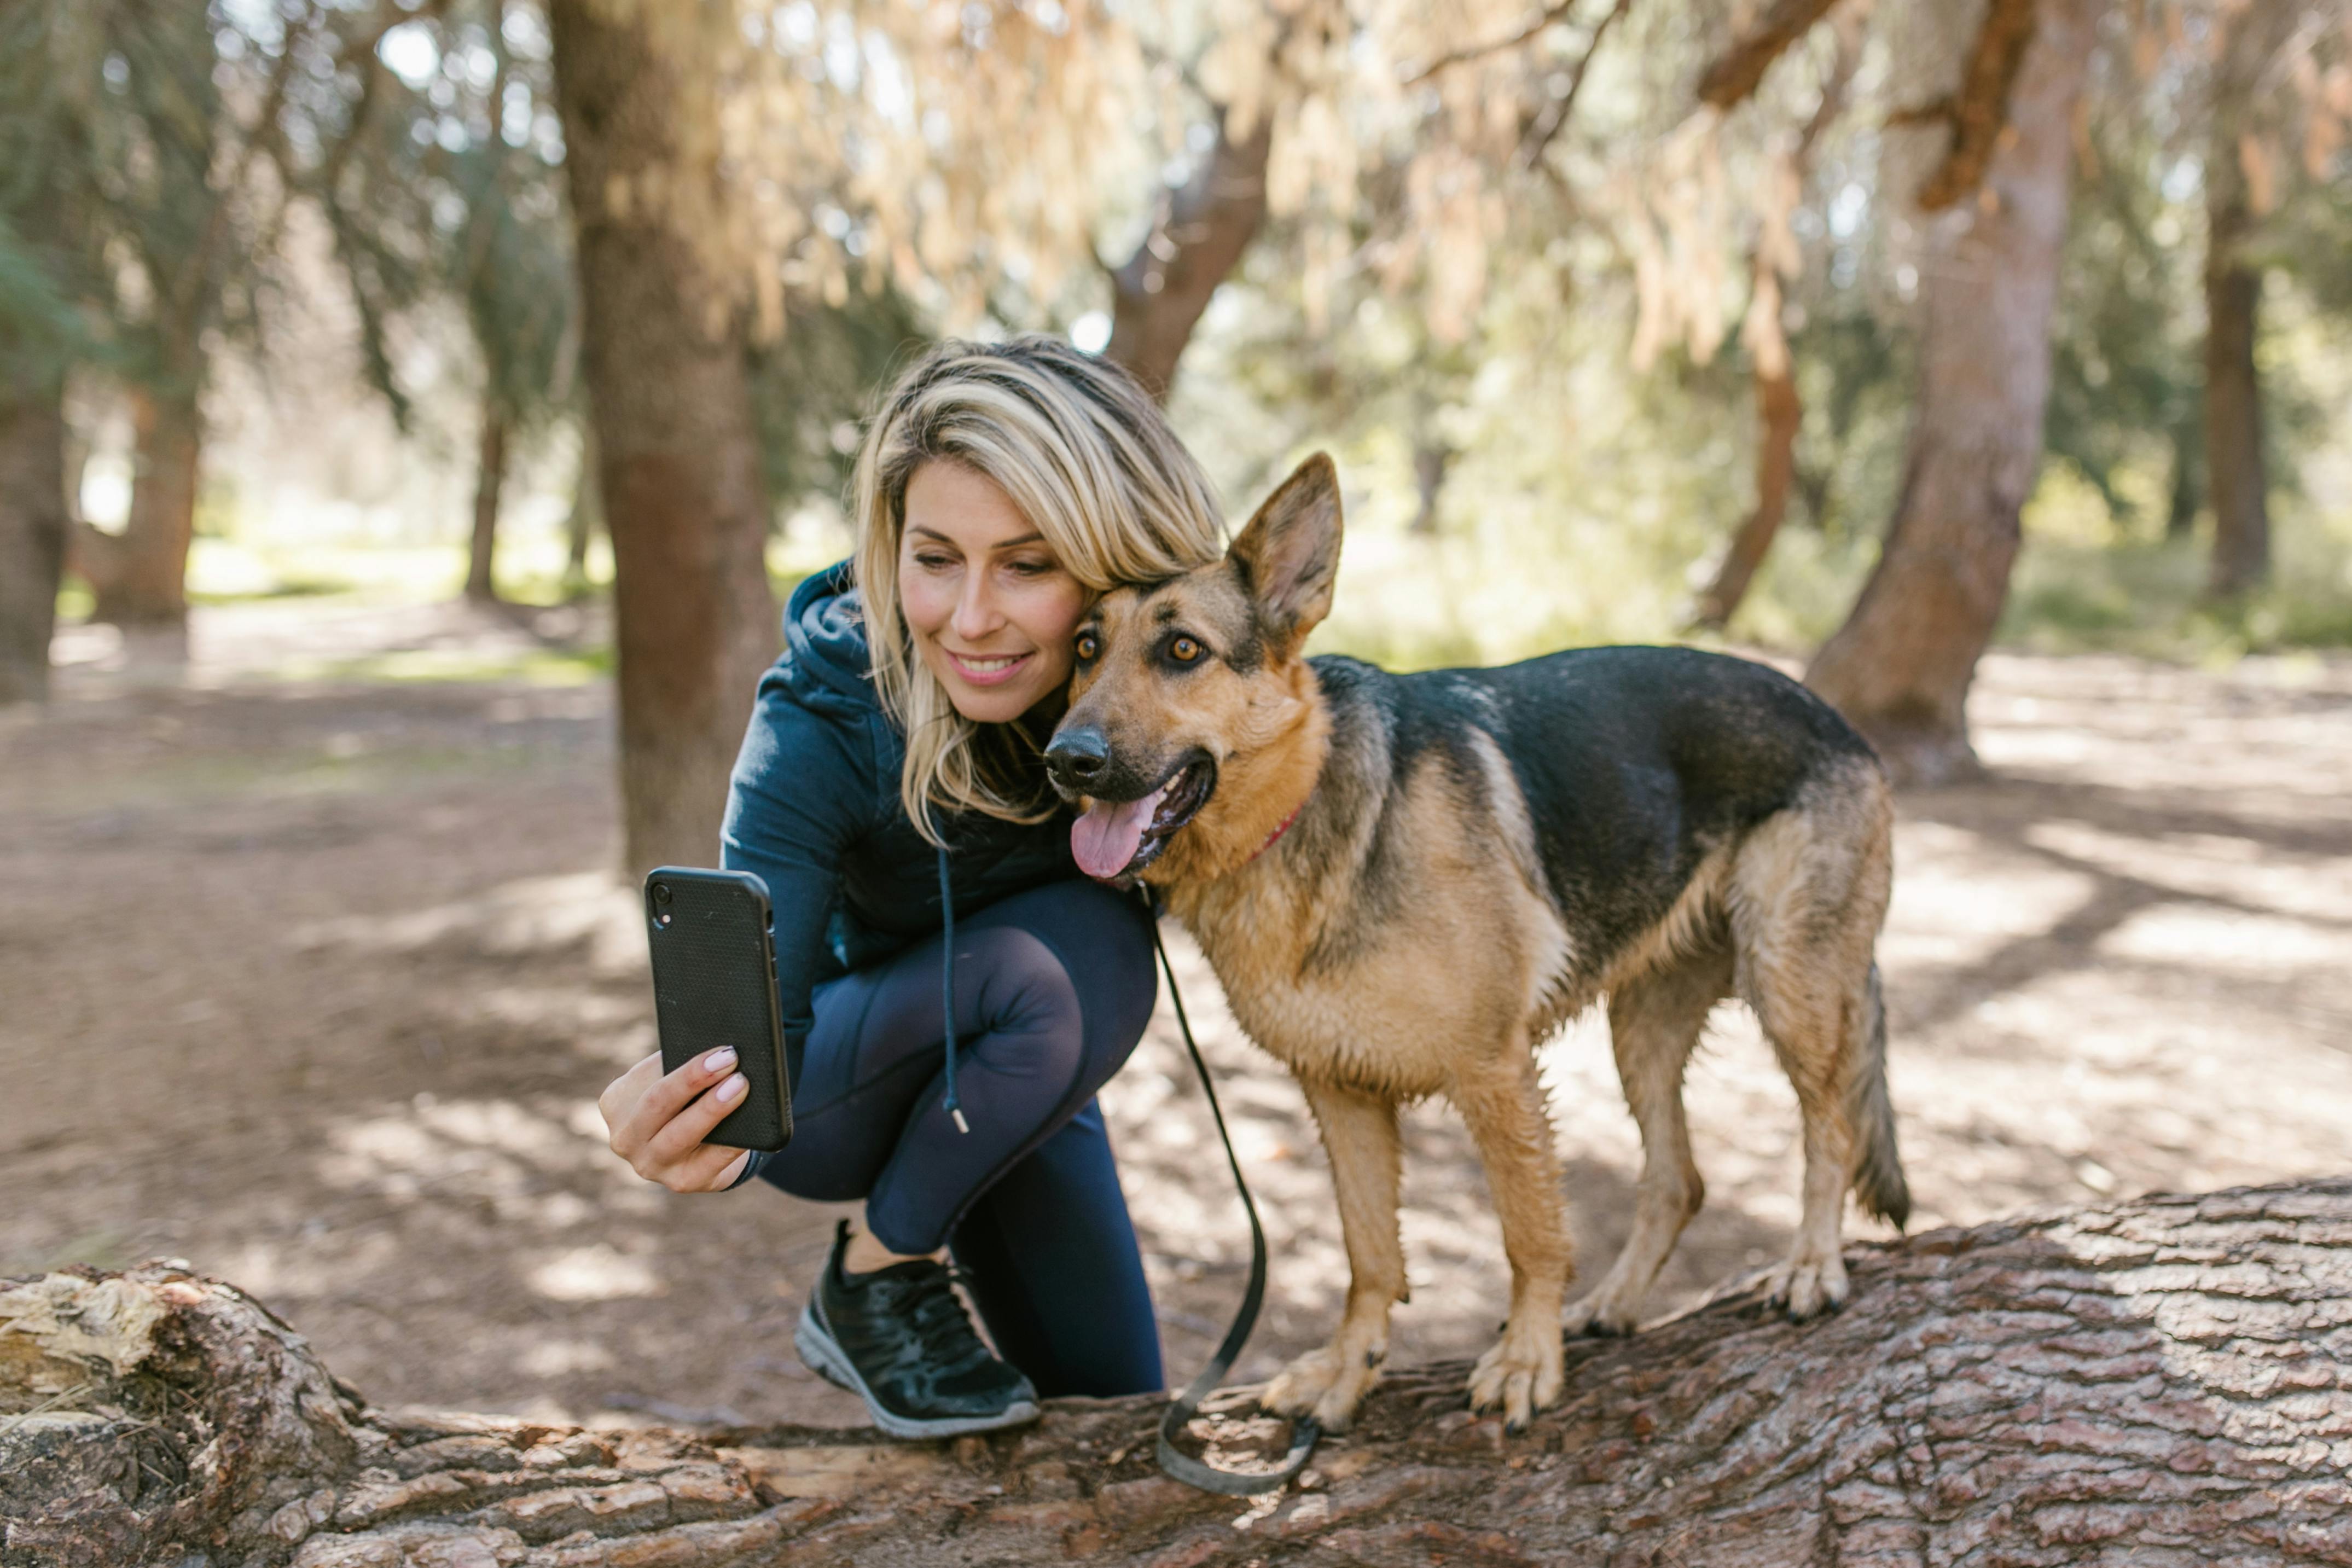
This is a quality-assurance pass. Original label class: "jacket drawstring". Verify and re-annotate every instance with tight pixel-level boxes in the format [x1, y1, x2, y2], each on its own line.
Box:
[937, 845, 968, 1133]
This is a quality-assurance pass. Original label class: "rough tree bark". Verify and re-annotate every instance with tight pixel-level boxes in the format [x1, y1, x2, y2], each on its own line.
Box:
[1807, 0, 2103, 787]
[547, 0, 778, 875]
[9, 1179, 2351, 1567]
[1103, 108, 1273, 403]
[465, 405, 509, 605]
[0, 373, 69, 705]
[80, 381, 204, 631]
[2202, 0, 2289, 600]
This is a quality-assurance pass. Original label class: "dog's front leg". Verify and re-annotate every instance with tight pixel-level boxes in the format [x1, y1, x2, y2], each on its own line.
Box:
[1453, 1049, 1572, 1432]
[1262, 1078, 1404, 1432]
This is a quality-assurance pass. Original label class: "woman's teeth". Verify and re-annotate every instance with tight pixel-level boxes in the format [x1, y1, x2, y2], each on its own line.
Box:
[953, 652, 1027, 673]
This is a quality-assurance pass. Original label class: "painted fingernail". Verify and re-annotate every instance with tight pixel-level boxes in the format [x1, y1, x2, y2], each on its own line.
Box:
[715, 1073, 747, 1103]
[704, 1048, 736, 1073]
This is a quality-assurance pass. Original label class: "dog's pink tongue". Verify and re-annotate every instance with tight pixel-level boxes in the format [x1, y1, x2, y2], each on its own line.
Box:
[1071, 786, 1168, 880]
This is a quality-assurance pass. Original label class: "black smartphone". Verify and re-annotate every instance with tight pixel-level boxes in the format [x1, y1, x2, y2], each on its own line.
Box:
[643, 867, 793, 1153]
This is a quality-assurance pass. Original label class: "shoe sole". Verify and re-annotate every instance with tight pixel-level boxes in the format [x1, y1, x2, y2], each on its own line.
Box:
[795, 1301, 1041, 1440]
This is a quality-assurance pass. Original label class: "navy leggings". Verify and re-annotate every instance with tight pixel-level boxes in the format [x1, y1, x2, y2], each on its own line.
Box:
[759, 878, 1164, 1397]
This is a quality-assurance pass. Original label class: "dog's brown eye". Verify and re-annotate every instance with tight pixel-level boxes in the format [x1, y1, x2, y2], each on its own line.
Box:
[1075, 631, 1100, 662]
[1169, 636, 1202, 664]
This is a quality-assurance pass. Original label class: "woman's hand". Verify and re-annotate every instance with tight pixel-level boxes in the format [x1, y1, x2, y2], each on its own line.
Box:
[599, 1048, 754, 1193]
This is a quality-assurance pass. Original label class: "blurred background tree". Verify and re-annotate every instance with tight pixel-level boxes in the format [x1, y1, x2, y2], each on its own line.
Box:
[30, 1, 301, 638]
[0, 2, 97, 703]
[4, 0, 2350, 864]
[1802, 0, 2111, 785]
[268, 0, 576, 606]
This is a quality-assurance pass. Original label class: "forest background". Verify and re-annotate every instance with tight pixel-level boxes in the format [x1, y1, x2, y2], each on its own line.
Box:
[7, 0, 2352, 1503]
[5, 0, 2351, 857]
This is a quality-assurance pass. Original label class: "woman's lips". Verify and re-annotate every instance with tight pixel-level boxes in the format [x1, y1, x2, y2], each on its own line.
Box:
[942, 648, 1035, 687]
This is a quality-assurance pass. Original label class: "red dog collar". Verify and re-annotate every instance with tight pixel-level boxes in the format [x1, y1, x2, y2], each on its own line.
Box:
[1246, 799, 1308, 866]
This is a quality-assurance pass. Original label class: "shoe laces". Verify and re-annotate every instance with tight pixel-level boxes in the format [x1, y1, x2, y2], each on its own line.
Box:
[873, 1262, 994, 1373]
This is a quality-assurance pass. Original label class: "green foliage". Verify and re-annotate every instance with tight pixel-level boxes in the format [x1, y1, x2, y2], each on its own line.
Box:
[0, 1, 90, 390]
[2043, 118, 2203, 534]
[0, 213, 90, 386]
[278, 1, 576, 442]
[2005, 535, 2352, 659]
[20, 0, 2352, 679]
[746, 289, 929, 512]
[0, 0, 265, 399]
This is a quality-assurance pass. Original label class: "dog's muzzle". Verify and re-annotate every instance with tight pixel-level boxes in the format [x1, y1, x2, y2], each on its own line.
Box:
[1044, 725, 1111, 799]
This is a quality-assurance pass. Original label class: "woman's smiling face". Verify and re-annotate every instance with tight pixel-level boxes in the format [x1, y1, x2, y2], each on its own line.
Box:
[898, 459, 1087, 724]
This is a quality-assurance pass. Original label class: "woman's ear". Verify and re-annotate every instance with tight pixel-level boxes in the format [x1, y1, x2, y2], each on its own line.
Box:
[1229, 453, 1343, 653]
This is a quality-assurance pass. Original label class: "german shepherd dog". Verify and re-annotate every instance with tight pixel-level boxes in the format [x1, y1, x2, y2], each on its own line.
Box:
[1044, 454, 1908, 1433]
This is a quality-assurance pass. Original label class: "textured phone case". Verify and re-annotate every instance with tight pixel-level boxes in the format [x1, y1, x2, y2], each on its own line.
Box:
[645, 868, 793, 1152]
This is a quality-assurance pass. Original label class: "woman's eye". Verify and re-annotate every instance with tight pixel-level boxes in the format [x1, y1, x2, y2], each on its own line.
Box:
[1075, 632, 1100, 661]
[914, 553, 955, 572]
[1169, 635, 1203, 664]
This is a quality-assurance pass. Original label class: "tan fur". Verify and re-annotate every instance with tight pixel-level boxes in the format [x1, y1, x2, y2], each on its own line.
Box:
[1062, 471, 1898, 1432]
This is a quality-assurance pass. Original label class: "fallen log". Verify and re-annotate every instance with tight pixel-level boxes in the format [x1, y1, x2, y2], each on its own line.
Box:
[7, 1179, 2351, 1566]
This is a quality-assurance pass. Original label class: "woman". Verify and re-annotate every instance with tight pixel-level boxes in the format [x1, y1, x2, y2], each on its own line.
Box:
[596, 335, 1227, 1438]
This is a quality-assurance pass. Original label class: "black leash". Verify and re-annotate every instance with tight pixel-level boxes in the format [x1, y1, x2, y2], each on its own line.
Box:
[1146, 907, 1320, 1496]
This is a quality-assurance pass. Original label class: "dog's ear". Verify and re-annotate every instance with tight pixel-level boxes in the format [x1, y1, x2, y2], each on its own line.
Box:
[1229, 452, 1343, 653]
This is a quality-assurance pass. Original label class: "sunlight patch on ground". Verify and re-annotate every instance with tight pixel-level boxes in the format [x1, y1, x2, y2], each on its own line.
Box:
[2027, 820, 2352, 924]
[519, 1339, 619, 1377]
[530, 1245, 666, 1302]
[292, 870, 645, 977]
[2099, 905, 2345, 972]
[318, 1092, 628, 1215]
[1881, 844, 2100, 971]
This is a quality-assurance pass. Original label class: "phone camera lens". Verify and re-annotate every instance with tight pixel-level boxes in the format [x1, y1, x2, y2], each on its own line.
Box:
[652, 882, 673, 906]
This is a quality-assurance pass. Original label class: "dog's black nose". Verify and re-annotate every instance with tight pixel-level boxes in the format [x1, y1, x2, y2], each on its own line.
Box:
[1045, 726, 1111, 787]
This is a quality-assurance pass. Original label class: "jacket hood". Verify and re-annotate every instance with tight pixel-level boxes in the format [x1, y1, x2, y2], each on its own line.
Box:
[777, 562, 879, 719]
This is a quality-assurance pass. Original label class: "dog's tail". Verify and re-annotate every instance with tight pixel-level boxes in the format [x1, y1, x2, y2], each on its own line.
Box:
[1846, 961, 1910, 1230]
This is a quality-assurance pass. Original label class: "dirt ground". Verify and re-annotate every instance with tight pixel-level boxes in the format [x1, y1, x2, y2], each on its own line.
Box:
[5, 600, 2350, 1432]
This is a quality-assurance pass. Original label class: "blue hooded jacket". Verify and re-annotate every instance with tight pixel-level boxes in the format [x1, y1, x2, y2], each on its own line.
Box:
[721, 562, 1084, 1112]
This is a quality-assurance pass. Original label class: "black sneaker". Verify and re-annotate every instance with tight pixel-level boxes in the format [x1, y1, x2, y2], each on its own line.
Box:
[793, 1221, 1041, 1438]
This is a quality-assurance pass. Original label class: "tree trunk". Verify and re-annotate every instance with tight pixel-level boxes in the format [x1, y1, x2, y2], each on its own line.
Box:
[1807, 0, 2104, 787]
[1695, 17, 1857, 632]
[1409, 439, 1448, 537]
[2202, 2, 2284, 600]
[547, 0, 778, 875]
[87, 384, 201, 631]
[0, 374, 68, 705]
[1695, 359, 1803, 630]
[563, 422, 601, 599]
[2202, 228, 2264, 594]
[1104, 109, 1273, 403]
[2168, 399, 2204, 539]
[464, 404, 508, 604]
[9, 1180, 2351, 1566]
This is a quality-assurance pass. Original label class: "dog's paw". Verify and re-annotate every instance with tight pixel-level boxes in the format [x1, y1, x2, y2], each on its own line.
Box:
[1561, 1287, 1642, 1338]
[1262, 1337, 1384, 1433]
[1466, 1321, 1564, 1434]
[1763, 1252, 1849, 1321]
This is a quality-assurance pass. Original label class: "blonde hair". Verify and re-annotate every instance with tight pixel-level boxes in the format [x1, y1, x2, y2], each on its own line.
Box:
[850, 335, 1226, 843]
